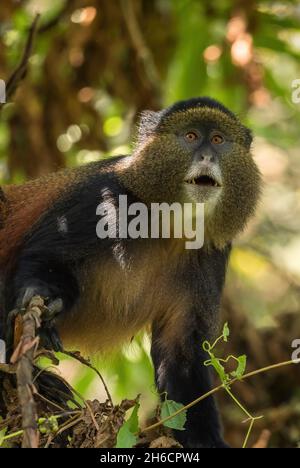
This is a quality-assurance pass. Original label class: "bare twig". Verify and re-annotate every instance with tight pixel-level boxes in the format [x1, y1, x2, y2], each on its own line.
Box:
[85, 400, 100, 431]
[35, 392, 69, 413]
[10, 296, 44, 448]
[38, 0, 72, 33]
[0, 363, 16, 374]
[62, 349, 113, 406]
[120, 0, 161, 97]
[34, 348, 60, 365]
[1, 14, 40, 108]
[141, 358, 300, 435]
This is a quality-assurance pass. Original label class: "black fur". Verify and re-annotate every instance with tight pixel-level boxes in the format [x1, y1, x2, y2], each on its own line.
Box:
[151, 245, 231, 448]
[137, 97, 252, 148]
[162, 97, 237, 120]
[2, 157, 129, 352]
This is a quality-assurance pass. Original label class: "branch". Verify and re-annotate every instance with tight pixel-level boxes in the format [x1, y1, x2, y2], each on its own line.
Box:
[1, 14, 40, 108]
[10, 296, 44, 448]
[120, 0, 161, 97]
[38, 0, 72, 34]
[62, 349, 113, 407]
[141, 358, 300, 435]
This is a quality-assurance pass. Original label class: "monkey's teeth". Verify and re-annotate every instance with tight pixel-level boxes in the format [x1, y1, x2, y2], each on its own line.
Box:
[214, 182, 218, 187]
[192, 179, 196, 184]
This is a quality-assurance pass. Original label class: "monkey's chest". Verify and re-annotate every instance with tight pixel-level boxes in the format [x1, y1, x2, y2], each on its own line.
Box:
[58, 250, 183, 354]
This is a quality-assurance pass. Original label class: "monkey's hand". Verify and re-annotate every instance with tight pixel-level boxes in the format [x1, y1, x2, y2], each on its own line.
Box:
[8, 285, 64, 353]
[38, 297, 64, 352]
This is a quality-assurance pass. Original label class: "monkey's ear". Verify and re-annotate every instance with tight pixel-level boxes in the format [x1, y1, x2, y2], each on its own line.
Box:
[136, 110, 162, 146]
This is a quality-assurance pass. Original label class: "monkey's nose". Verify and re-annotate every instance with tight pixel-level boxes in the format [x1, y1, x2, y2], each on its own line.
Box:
[200, 153, 214, 163]
[194, 151, 215, 164]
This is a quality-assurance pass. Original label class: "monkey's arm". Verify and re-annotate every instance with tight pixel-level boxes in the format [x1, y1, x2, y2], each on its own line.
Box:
[5, 252, 79, 352]
[151, 245, 231, 448]
[2, 166, 124, 355]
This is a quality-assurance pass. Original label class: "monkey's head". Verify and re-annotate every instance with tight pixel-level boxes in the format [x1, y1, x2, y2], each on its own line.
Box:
[118, 97, 262, 248]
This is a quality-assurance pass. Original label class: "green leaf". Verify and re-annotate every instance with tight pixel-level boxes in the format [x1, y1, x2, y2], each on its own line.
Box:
[116, 426, 136, 449]
[231, 355, 247, 379]
[116, 402, 140, 448]
[222, 322, 230, 342]
[161, 400, 187, 431]
[207, 356, 230, 384]
[0, 427, 8, 447]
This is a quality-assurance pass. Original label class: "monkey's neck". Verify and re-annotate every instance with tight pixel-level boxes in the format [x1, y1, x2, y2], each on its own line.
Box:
[115, 138, 189, 204]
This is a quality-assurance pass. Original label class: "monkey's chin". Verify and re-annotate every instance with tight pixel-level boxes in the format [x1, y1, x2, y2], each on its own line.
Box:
[183, 183, 222, 204]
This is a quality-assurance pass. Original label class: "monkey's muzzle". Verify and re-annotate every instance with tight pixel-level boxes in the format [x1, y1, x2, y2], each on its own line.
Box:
[184, 174, 221, 187]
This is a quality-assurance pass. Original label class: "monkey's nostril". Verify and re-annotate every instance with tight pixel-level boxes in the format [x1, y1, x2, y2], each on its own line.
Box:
[200, 154, 213, 162]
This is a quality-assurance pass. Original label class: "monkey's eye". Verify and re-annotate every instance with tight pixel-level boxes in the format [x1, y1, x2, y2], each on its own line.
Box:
[211, 134, 224, 145]
[184, 131, 199, 142]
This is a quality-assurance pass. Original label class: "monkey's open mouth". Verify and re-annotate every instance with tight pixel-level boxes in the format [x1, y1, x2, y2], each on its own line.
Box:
[185, 175, 221, 187]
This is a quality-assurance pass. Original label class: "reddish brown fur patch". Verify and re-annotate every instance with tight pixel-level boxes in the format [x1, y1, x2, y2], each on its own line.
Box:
[0, 168, 83, 269]
[0, 159, 122, 270]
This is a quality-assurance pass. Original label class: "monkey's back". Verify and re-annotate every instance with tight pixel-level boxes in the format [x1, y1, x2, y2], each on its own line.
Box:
[0, 157, 125, 270]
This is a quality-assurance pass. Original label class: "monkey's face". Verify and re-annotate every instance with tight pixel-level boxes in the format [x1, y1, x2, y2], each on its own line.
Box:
[158, 107, 261, 245]
[152, 108, 249, 202]
[119, 103, 261, 246]
[179, 124, 227, 206]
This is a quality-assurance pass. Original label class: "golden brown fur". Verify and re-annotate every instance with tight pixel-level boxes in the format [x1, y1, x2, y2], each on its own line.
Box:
[58, 238, 189, 356]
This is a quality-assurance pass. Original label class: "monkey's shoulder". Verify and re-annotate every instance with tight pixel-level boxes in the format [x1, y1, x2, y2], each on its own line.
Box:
[0, 155, 130, 267]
